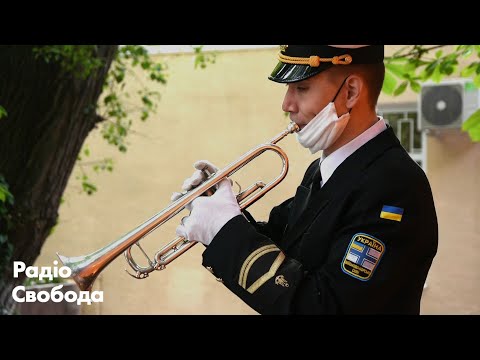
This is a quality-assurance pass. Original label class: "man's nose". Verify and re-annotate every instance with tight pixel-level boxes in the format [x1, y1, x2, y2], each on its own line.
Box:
[282, 89, 297, 113]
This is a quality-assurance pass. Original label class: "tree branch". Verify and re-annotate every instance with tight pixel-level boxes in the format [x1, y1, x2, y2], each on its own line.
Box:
[386, 45, 447, 59]
[94, 113, 105, 124]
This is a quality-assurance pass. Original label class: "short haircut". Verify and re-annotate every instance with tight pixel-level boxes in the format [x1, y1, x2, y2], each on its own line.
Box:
[329, 63, 385, 108]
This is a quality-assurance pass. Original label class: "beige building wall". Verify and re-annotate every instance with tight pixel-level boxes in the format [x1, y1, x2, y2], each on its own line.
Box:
[422, 131, 480, 314]
[33, 46, 479, 315]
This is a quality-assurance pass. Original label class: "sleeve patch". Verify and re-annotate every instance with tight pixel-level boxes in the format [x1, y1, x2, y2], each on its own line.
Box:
[341, 233, 385, 281]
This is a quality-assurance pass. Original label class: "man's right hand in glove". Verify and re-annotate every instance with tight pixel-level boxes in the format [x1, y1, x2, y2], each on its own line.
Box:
[171, 160, 219, 204]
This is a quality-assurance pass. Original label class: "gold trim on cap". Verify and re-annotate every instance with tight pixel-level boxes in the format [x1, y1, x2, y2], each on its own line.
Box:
[278, 53, 353, 67]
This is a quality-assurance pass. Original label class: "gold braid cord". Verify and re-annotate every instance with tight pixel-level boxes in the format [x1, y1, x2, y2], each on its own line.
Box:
[278, 53, 353, 67]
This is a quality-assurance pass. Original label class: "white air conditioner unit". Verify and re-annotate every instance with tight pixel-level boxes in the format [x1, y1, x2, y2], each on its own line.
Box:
[418, 78, 480, 131]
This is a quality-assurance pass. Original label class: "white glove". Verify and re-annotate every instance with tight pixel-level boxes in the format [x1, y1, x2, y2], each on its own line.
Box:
[176, 179, 241, 246]
[171, 160, 219, 205]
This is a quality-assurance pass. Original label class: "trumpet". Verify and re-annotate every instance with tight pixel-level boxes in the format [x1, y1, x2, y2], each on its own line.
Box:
[57, 122, 300, 291]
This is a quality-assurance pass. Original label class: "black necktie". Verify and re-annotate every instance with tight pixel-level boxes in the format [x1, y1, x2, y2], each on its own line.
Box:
[310, 166, 322, 194]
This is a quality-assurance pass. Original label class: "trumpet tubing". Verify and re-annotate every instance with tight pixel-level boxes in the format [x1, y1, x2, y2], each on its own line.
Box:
[57, 122, 300, 291]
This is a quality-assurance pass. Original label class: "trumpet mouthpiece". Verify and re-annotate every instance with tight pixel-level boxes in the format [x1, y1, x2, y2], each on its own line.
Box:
[288, 122, 300, 133]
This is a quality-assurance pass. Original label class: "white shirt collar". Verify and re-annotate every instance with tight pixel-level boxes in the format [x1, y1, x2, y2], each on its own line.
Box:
[319, 117, 388, 187]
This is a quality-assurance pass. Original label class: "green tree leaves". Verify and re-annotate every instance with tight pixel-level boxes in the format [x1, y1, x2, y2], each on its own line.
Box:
[33, 45, 104, 79]
[462, 109, 480, 142]
[193, 46, 217, 69]
[0, 106, 7, 120]
[0, 175, 14, 285]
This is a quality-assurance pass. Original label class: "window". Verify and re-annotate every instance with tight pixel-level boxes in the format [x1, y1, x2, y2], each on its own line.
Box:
[377, 102, 427, 171]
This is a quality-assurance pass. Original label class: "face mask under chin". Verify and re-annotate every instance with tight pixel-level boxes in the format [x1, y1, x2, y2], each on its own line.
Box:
[296, 102, 350, 154]
[296, 76, 352, 154]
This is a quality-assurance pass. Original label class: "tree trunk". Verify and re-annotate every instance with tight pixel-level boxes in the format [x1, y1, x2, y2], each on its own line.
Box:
[0, 45, 118, 314]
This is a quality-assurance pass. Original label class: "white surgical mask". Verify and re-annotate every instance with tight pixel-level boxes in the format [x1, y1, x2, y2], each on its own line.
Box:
[296, 76, 351, 154]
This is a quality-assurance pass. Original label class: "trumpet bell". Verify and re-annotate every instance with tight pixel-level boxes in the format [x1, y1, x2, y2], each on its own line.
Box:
[56, 253, 100, 292]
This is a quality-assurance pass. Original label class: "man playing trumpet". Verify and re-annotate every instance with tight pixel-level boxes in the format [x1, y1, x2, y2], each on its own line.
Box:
[173, 45, 438, 315]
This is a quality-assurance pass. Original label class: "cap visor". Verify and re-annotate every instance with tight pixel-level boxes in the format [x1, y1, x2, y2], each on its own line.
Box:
[268, 62, 329, 83]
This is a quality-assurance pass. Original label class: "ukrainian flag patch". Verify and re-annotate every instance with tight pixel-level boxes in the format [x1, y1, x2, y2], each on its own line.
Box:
[341, 233, 385, 281]
[380, 205, 404, 222]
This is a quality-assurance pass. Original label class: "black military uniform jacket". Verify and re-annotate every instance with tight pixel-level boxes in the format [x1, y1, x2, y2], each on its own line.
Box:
[202, 127, 438, 314]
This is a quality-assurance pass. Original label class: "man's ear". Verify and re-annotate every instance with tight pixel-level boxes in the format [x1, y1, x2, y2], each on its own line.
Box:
[345, 75, 363, 109]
